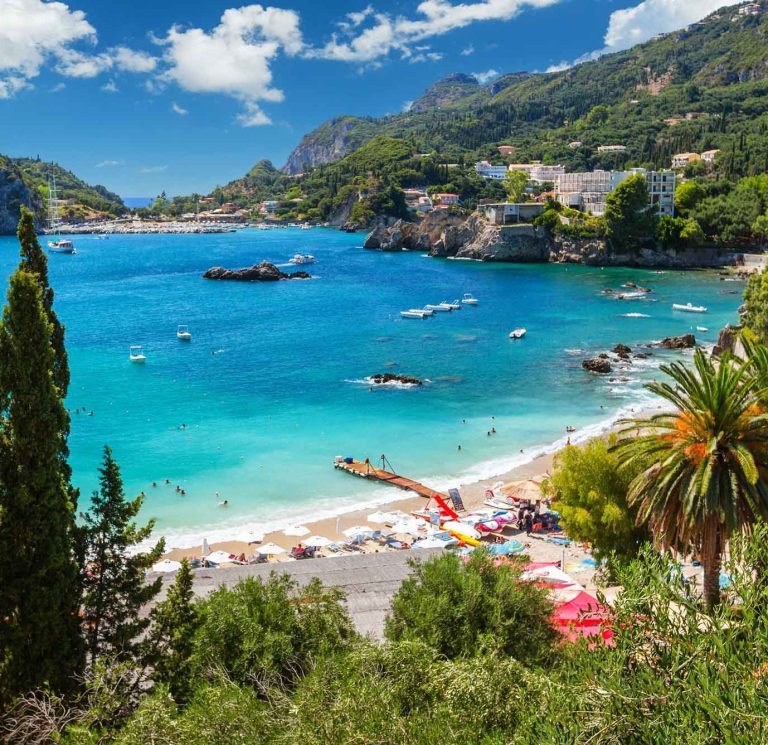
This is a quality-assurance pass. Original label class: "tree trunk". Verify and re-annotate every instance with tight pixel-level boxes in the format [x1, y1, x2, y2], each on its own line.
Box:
[701, 517, 722, 610]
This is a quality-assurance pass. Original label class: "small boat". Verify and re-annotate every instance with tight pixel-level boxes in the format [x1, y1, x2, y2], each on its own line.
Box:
[46, 175, 76, 253]
[414, 307, 434, 316]
[461, 293, 478, 305]
[696, 326, 709, 332]
[129, 345, 146, 363]
[300, 224, 312, 230]
[672, 303, 707, 313]
[425, 303, 452, 312]
[400, 310, 429, 319]
[443, 300, 462, 310]
[289, 254, 315, 264]
[177, 325, 192, 341]
[509, 328, 527, 339]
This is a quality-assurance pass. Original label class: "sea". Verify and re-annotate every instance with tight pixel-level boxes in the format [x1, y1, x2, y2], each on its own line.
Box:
[0, 228, 744, 548]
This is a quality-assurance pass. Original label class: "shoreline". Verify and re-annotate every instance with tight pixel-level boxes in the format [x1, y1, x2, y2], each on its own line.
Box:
[163, 400, 663, 563]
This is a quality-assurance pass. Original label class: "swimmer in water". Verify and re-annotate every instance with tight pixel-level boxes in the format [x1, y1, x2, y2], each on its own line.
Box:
[219, 499, 229, 507]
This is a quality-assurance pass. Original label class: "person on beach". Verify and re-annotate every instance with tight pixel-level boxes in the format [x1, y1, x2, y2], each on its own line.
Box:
[524, 512, 533, 536]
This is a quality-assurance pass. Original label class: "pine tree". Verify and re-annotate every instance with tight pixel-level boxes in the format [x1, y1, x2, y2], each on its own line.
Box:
[149, 559, 197, 704]
[16, 207, 70, 397]
[0, 270, 83, 702]
[81, 446, 165, 667]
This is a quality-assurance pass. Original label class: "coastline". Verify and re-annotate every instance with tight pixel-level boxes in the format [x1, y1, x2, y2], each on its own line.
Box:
[163, 399, 662, 564]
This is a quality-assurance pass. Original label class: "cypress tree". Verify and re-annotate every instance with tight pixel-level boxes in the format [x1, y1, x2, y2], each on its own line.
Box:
[149, 559, 197, 705]
[16, 207, 70, 397]
[81, 446, 165, 667]
[0, 270, 83, 702]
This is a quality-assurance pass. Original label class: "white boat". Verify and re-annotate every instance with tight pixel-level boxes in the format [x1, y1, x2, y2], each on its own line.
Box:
[696, 326, 709, 332]
[46, 175, 76, 254]
[289, 253, 315, 264]
[509, 328, 527, 339]
[400, 310, 429, 319]
[414, 307, 434, 316]
[461, 293, 479, 305]
[672, 303, 707, 313]
[129, 345, 146, 363]
[300, 224, 312, 230]
[443, 299, 462, 310]
[177, 324, 192, 341]
[425, 303, 452, 312]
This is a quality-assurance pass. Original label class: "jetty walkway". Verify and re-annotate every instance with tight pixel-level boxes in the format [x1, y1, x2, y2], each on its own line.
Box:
[333, 458, 447, 501]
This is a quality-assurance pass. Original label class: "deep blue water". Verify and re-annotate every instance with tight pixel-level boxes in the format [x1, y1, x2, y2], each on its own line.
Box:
[0, 228, 743, 547]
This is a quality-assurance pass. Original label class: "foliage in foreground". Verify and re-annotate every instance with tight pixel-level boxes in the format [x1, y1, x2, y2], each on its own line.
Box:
[385, 550, 559, 665]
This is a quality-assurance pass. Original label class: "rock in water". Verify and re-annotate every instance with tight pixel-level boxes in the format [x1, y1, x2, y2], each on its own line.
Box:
[203, 260, 310, 282]
[370, 373, 423, 386]
[657, 334, 696, 349]
[582, 358, 613, 374]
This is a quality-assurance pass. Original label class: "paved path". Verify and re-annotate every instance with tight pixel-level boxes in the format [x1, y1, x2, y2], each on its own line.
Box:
[149, 549, 444, 640]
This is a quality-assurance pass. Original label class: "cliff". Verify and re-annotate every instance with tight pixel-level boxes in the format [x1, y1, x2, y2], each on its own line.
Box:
[408, 73, 480, 113]
[363, 212, 743, 268]
[0, 157, 36, 234]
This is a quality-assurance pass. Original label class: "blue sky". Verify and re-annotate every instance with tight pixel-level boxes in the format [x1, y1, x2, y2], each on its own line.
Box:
[0, 0, 723, 197]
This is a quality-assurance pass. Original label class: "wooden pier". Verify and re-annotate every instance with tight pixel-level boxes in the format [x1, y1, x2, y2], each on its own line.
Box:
[333, 458, 448, 501]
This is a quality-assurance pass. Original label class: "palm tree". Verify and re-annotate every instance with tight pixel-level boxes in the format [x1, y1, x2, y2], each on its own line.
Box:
[615, 348, 768, 608]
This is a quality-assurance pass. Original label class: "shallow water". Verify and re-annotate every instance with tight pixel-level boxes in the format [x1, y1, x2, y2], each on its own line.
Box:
[0, 228, 743, 547]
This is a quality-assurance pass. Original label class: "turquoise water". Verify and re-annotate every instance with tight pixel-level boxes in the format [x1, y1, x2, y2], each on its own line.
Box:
[0, 229, 743, 547]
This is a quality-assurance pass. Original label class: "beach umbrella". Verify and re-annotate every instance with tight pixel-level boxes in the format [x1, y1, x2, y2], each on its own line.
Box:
[257, 542, 286, 555]
[487, 540, 526, 556]
[389, 518, 426, 536]
[343, 525, 374, 538]
[412, 538, 449, 549]
[522, 565, 582, 587]
[283, 525, 310, 537]
[247, 531, 265, 543]
[500, 479, 542, 502]
[152, 559, 182, 573]
[302, 535, 334, 547]
[205, 550, 238, 565]
[367, 510, 400, 524]
[202, 537, 210, 556]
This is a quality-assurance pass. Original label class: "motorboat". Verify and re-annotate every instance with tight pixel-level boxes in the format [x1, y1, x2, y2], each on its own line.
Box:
[443, 300, 462, 310]
[289, 254, 315, 264]
[300, 224, 312, 230]
[461, 293, 478, 305]
[46, 174, 76, 254]
[414, 307, 434, 316]
[509, 328, 527, 339]
[696, 326, 709, 332]
[177, 324, 192, 341]
[672, 303, 707, 313]
[400, 310, 429, 319]
[425, 303, 452, 312]
[129, 345, 146, 363]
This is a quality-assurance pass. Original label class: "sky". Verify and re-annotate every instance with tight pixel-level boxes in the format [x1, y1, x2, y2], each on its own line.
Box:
[0, 0, 727, 197]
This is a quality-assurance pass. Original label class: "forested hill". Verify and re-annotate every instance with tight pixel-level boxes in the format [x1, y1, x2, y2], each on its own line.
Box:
[0, 155, 125, 234]
[281, 2, 768, 176]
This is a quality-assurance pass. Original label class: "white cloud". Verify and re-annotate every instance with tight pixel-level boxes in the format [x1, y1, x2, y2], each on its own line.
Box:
[311, 0, 560, 63]
[402, 99, 414, 111]
[50, 82, 66, 92]
[101, 79, 118, 92]
[111, 45, 158, 73]
[139, 165, 167, 173]
[472, 68, 499, 84]
[554, 0, 725, 71]
[0, 0, 97, 90]
[171, 101, 188, 115]
[156, 5, 303, 126]
[460, 43, 475, 56]
[96, 159, 120, 167]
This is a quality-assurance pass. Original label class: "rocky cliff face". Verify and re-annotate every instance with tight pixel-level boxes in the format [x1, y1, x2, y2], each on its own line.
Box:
[282, 116, 371, 175]
[0, 161, 35, 235]
[363, 212, 743, 268]
[408, 73, 480, 112]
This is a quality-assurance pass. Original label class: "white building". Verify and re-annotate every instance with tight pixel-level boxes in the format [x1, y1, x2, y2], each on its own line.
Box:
[475, 161, 508, 180]
[597, 145, 627, 153]
[701, 149, 720, 164]
[671, 152, 701, 169]
[508, 163, 565, 183]
[739, 3, 761, 16]
[555, 168, 675, 216]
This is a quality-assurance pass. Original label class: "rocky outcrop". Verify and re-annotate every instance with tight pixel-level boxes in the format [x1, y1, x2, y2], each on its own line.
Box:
[281, 116, 370, 175]
[582, 358, 613, 374]
[657, 334, 696, 349]
[409, 73, 480, 112]
[613, 344, 632, 359]
[0, 161, 35, 235]
[370, 373, 423, 386]
[203, 261, 310, 282]
[363, 212, 745, 268]
[713, 324, 744, 357]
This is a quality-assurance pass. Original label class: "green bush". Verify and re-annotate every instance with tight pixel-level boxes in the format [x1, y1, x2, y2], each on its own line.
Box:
[385, 551, 558, 665]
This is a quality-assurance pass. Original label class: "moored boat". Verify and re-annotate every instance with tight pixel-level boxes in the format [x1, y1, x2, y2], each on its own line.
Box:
[509, 328, 527, 339]
[425, 303, 452, 312]
[177, 324, 192, 341]
[129, 345, 146, 363]
[400, 310, 429, 319]
[46, 174, 76, 254]
[461, 293, 478, 305]
[289, 253, 315, 264]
